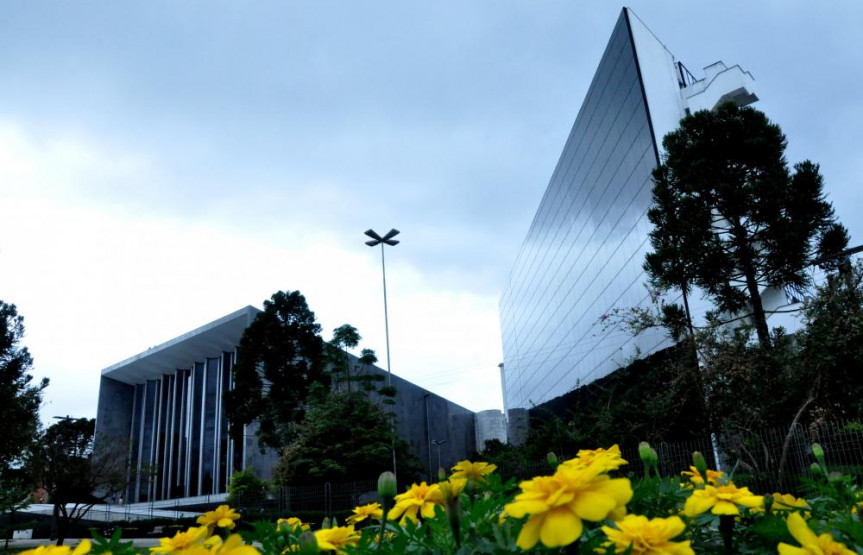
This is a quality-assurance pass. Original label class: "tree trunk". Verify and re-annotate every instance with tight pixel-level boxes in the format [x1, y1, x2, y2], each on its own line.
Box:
[53, 503, 66, 546]
[742, 265, 772, 350]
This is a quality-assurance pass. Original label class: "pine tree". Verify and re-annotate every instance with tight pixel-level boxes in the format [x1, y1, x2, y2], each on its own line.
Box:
[0, 301, 48, 476]
[224, 291, 327, 450]
[646, 103, 847, 349]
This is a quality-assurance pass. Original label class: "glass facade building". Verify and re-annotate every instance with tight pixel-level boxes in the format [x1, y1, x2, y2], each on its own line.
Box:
[96, 307, 258, 503]
[500, 9, 758, 413]
[95, 306, 481, 503]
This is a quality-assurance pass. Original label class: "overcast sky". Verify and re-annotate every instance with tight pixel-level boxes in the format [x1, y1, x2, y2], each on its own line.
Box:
[1, 1, 861, 422]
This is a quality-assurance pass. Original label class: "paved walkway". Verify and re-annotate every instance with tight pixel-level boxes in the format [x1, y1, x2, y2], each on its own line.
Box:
[3, 537, 162, 550]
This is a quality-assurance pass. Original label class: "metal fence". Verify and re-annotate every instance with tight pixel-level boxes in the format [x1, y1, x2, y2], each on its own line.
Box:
[30, 421, 862, 528]
[496, 420, 863, 495]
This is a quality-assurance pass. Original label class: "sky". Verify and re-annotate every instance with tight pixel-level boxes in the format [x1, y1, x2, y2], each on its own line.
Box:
[1, 1, 861, 422]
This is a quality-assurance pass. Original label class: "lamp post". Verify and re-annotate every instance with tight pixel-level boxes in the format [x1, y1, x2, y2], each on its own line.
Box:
[364, 228, 400, 388]
[364, 228, 400, 478]
[431, 439, 448, 472]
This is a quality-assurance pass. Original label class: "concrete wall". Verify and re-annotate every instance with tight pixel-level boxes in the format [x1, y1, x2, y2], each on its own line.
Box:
[94, 376, 134, 444]
[347, 353, 476, 480]
[507, 408, 529, 447]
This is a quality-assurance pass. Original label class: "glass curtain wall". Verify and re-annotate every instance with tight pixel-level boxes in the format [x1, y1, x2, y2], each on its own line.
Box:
[127, 351, 238, 502]
[500, 11, 669, 412]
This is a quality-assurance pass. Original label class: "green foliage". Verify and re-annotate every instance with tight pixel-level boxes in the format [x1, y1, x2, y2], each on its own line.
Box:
[84, 445, 863, 553]
[226, 469, 269, 506]
[523, 342, 709, 456]
[797, 260, 863, 418]
[647, 103, 847, 349]
[325, 326, 385, 395]
[0, 300, 48, 476]
[273, 391, 421, 485]
[328, 324, 361, 393]
[225, 291, 327, 450]
[88, 527, 138, 555]
[0, 477, 34, 544]
[31, 418, 127, 545]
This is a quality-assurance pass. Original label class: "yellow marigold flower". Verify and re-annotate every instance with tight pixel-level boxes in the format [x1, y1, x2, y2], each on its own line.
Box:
[387, 481, 445, 524]
[777, 512, 856, 555]
[277, 517, 310, 532]
[209, 534, 260, 555]
[504, 462, 633, 550]
[683, 483, 762, 517]
[562, 445, 628, 472]
[771, 493, 811, 519]
[345, 502, 383, 525]
[197, 505, 241, 530]
[450, 460, 497, 482]
[680, 466, 724, 488]
[601, 514, 694, 554]
[440, 476, 467, 501]
[150, 525, 211, 554]
[313, 525, 361, 555]
[21, 539, 92, 555]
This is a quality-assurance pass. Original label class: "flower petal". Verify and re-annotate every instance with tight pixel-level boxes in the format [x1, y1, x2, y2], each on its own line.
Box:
[711, 501, 741, 515]
[786, 512, 818, 547]
[591, 477, 634, 506]
[505, 499, 549, 518]
[684, 493, 715, 517]
[777, 543, 810, 555]
[571, 490, 616, 521]
[539, 509, 582, 548]
[664, 516, 686, 538]
[516, 514, 544, 551]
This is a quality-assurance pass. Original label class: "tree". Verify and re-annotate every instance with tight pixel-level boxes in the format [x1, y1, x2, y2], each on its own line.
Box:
[31, 418, 126, 545]
[225, 291, 327, 450]
[273, 391, 421, 485]
[0, 301, 48, 476]
[225, 469, 268, 507]
[0, 476, 34, 549]
[646, 103, 847, 349]
[797, 260, 863, 418]
[329, 324, 361, 392]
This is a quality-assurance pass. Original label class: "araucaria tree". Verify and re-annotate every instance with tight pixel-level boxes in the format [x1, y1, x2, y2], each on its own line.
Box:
[224, 291, 327, 450]
[0, 301, 48, 475]
[646, 103, 847, 349]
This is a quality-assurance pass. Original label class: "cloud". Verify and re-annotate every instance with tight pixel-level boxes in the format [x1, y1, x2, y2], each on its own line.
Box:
[0, 122, 504, 422]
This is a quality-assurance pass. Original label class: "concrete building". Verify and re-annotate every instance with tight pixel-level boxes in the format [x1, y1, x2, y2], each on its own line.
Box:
[499, 8, 759, 416]
[95, 306, 475, 503]
[474, 410, 507, 453]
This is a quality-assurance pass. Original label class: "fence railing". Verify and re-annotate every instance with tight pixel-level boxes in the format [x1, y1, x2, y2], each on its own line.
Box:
[495, 420, 863, 495]
[32, 421, 862, 527]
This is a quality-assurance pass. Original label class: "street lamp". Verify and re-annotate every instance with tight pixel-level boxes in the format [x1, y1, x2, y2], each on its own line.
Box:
[364, 228, 400, 478]
[364, 228, 400, 388]
[431, 439, 448, 472]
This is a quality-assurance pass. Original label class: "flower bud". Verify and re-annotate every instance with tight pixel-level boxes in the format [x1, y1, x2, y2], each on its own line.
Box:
[321, 517, 331, 529]
[762, 494, 773, 513]
[692, 451, 708, 479]
[378, 471, 397, 499]
[438, 467, 447, 482]
[810, 462, 823, 477]
[546, 451, 558, 468]
[827, 471, 843, 484]
[297, 531, 319, 554]
[811, 443, 826, 466]
[638, 442, 656, 465]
